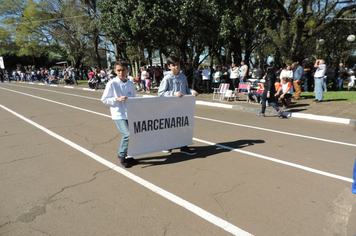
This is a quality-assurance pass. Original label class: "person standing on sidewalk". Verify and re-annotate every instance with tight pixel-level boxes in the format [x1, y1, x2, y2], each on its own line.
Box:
[228, 62, 239, 91]
[201, 66, 211, 94]
[301, 61, 310, 92]
[313, 59, 327, 103]
[239, 61, 249, 88]
[5, 70, 10, 82]
[335, 63, 347, 91]
[292, 62, 303, 100]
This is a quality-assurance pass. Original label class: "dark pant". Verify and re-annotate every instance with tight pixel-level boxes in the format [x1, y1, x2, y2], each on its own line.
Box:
[260, 92, 280, 114]
[230, 78, 239, 91]
[275, 93, 292, 106]
[212, 82, 220, 89]
[302, 76, 308, 92]
[203, 80, 210, 93]
[248, 92, 262, 102]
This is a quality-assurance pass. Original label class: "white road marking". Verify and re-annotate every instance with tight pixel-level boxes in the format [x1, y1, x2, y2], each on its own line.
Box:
[0, 86, 353, 183]
[0, 87, 110, 118]
[0, 104, 252, 236]
[193, 138, 353, 183]
[2, 84, 356, 148]
[195, 116, 356, 147]
[4, 84, 100, 100]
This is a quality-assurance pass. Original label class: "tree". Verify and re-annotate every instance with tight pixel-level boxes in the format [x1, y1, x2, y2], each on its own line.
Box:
[265, 0, 356, 63]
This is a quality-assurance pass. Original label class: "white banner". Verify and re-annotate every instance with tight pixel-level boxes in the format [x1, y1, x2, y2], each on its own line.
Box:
[0, 57, 4, 69]
[126, 95, 196, 156]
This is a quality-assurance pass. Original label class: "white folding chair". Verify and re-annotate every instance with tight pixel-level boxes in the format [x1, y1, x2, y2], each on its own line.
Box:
[212, 83, 229, 100]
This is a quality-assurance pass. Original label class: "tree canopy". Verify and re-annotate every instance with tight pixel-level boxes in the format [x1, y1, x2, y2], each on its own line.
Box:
[1, 0, 355, 69]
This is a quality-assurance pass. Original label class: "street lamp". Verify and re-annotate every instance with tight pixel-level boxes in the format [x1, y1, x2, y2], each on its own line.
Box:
[347, 35, 355, 42]
[318, 39, 325, 45]
[316, 38, 324, 58]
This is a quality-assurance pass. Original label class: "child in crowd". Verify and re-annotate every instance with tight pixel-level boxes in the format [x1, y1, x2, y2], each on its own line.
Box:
[275, 77, 293, 109]
[248, 82, 264, 103]
[88, 74, 95, 89]
[158, 55, 199, 155]
[144, 72, 151, 93]
[101, 61, 137, 168]
[134, 71, 142, 91]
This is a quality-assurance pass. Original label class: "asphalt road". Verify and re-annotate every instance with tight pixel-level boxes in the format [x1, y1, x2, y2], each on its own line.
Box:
[1, 83, 356, 236]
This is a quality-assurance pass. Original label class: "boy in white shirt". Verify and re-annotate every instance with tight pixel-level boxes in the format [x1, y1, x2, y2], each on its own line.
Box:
[101, 61, 137, 168]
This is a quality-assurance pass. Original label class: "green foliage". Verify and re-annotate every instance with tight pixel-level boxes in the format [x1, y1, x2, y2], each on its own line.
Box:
[1, 0, 356, 69]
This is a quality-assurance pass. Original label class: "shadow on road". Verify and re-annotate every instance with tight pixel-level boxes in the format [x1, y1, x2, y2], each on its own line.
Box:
[138, 139, 265, 167]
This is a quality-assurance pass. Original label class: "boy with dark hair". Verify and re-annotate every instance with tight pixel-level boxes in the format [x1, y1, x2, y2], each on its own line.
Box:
[158, 55, 199, 155]
[101, 61, 138, 168]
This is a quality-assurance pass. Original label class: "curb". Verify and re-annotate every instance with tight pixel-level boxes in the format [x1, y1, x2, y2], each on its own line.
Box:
[6, 81, 356, 126]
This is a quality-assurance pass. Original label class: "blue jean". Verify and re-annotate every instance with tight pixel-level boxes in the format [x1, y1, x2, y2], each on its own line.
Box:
[260, 91, 280, 114]
[240, 76, 247, 92]
[323, 76, 327, 92]
[115, 119, 130, 157]
[336, 78, 343, 91]
[314, 77, 324, 101]
[72, 76, 78, 85]
[302, 76, 308, 92]
[248, 92, 262, 102]
[142, 79, 146, 91]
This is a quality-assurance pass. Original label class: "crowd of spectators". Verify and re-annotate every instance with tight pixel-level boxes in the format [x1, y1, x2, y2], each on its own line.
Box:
[1, 61, 355, 97]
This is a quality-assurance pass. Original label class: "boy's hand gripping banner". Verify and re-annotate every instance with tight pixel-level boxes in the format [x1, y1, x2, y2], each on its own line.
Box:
[126, 96, 196, 156]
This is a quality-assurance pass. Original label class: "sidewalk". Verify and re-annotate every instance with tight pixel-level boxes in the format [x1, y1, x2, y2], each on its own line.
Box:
[10, 81, 356, 125]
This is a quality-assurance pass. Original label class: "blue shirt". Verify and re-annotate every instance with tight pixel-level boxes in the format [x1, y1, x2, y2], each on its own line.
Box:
[293, 65, 303, 80]
[158, 71, 192, 97]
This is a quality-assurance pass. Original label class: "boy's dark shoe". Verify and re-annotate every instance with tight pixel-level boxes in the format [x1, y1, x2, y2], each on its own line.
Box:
[126, 157, 139, 165]
[118, 156, 132, 168]
[180, 146, 196, 155]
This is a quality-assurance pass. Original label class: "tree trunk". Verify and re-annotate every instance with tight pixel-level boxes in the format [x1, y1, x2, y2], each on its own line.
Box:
[93, 30, 101, 68]
[159, 48, 164, 68]
[32, 55, 36, 68]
